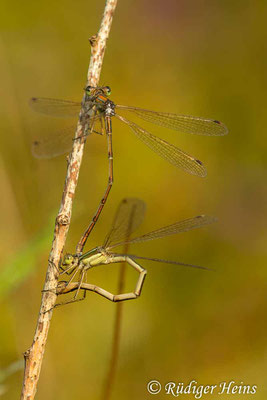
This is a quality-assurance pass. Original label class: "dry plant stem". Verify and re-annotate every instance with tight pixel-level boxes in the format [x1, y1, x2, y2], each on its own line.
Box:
[102, 238, 130, 400]
[20, 1, 118, 399]
[102, 263, 126, 400]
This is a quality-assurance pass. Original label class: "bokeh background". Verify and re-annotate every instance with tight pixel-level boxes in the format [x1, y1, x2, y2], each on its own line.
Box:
[1, 0, 267, 399]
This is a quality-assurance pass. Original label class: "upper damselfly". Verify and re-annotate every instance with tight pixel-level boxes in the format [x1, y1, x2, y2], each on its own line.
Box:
[30, 86, 227, 252]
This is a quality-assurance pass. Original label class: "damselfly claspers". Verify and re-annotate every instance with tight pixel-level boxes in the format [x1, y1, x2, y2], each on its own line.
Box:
[30, 86, 227, 252]
[56, 198, 216, 306]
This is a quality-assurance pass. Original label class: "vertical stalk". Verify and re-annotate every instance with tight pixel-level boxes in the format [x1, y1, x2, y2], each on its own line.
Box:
[20, 1, 118, 399]
[101, 263, 127, 400]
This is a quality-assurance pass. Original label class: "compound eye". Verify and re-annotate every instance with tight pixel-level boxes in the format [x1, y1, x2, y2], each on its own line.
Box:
[85, 85, 93, 95]
[105, 86, 111, 95]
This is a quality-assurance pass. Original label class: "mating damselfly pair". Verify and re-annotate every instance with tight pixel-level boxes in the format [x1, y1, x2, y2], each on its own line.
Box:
[56, 198, 216, 306]
[30, 85, 228, 254]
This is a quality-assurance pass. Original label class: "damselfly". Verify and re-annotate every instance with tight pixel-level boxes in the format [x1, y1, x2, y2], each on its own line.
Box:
[30, 86, 227, 252]
[56, 198, 216, 306]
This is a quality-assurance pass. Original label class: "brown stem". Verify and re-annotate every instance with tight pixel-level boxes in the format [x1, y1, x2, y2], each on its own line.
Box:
[101, 242, 131, 399]
[101, 201, 140, 399]
[101, 263, 126, 400]
[20, 1, 118, 399]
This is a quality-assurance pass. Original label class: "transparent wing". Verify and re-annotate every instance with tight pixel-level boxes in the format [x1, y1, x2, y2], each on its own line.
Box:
[108, 215, 216, 249]
[31, 124, 77, 158]
[29, 97, 82, 117]
[31, 114, 104, 159]
[114, 254, 212, 271]
[115, 114, 207, 177]
[116, 105, 228, 136]
[103, 198, 146, 249]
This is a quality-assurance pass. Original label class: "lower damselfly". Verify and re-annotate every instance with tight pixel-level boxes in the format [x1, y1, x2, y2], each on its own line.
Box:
[56, 198, 216, 306]
[30, 86, 227, 253]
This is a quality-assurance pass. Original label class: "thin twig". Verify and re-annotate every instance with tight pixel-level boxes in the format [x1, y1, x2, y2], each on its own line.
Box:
[102, 241, 131, 399]
[20, 1, 118, 399]
[101, 263, 126, 400]
[101, 200, 141, 399]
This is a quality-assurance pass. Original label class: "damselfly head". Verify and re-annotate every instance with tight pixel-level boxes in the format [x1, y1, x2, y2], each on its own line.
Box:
[62, 253, 78, 266]
[84, 85, 111, 97]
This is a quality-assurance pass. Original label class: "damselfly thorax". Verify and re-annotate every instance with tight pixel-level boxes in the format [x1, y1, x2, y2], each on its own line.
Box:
[79, 86, 115, 135]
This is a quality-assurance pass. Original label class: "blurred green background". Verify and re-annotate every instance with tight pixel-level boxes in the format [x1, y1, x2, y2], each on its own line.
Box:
[1, 0, 267, 398]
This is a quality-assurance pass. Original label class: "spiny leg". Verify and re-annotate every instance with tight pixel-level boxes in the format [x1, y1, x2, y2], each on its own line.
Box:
[74, 269, 86, 300]
[53, 270, 88, 310]
[76, 116, 114, 254]
[53, 293, 87, 310]
[60, 265, 81, 291]
[40, 289, 85, 313]
[82, 270, 88, 301]
[90, 116, 105, 135]
[88, 113, 105, 135]
[59, 264, 77, 276]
